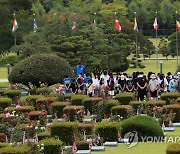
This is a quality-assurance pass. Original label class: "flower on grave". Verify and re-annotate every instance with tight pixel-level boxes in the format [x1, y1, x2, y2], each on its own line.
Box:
[5, 112, 11, 118]
[63, 114, 67, 118]
[15, 105, 21, 109]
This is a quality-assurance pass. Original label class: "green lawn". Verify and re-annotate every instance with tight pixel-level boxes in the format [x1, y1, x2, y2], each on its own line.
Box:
[93, 128, 180, 154]
[0, 67, 8, 79]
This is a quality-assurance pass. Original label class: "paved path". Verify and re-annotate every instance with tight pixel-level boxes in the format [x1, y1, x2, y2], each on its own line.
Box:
[0, 79, 8, 82]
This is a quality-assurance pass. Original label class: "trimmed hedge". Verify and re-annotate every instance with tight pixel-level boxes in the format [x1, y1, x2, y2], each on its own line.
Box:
[176, 98, 180, 104]
[0, 97, 12, 109]
[51, 122, 78, 145]
[71, 95, 88, 106]
[63, 106, 84, 121]
[166, 143, 180, 154]
[37, 132, 51, 141]
[111, 105, 133, 119]
[121, 116, 164, 141]
[76, 141, 89, 150]
[95, 122, 120, 142]
[161, 92, 180, 104]
[129, 100, 166, 110]
[52, 102, 70, 117]
[3, 90, 21, 99]
[63, 94, 76, 100]
[0, 142, 10, 148]
[36, 87, 52, 96]
[26, 95, 45, 105]
[28, 110, 47, 120]
[39, 138, 63, 154]
[78, 123, 94, 135]
[99, 100, 119, 114]
[83, 97, 103, 114]
[162, 104, 180, 122]
[4, 106, 34, 113]
[115, 93, 135, 105]
[0, 146, 30, 154]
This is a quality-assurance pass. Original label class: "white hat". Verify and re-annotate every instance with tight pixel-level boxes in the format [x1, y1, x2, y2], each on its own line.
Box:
[120, 75, 125, 80]
[177, 72, 180, 76]
[150, 74, 156, 79]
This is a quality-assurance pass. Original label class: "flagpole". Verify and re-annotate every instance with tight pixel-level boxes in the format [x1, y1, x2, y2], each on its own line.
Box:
[134, 12, 138, 68]
[13, 13, 17, 46]
[155, 11, 158, 68]
[176, 11, 179, 67]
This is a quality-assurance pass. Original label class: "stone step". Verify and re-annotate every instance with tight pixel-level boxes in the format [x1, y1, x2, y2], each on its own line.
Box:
[172, 123, 180, 127]
[91, 146, 105, 151]
[164, 127, 175, 132]
[104, 142, 118, 146]
[76, 150, 91, 154]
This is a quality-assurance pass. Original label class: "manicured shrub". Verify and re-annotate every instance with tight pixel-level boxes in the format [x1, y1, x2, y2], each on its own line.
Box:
[115, 93, 135, 105]
[51, 122, 78, 145]
[37, 132, 51, 141]
[63, 106, 84, 121]
[166, 143, 180, 154]
[26, 95, 45, 106]
[78, 123, 94, 135]
[111, 105, 133, 119]
[0, 142, 10, 148]
[130, 100, 166, 110]
[162, 104, 180, 122]
[176, 98, 180, 104]
[28, 110, 47, 120]
[8, 54, 73, 87]
[39, 138, 63, 154]
[0, 97, 12, 109]
[76, 141, 89, 150]
[161, 92, 180, 104]
[52, 102, 70, 117]
[3, 90, 21, 99]
[83, 97, 103, 114]
[4, 106, 34, 113]
[63, 94, 75, 100]
[95, 122, 120, 142]
[71, 95, 88, 106]
[99, 100, 119, 114]
[121, 116, 164, 141]
[0, 146, 30, 154]
[36, 87, 52, 96]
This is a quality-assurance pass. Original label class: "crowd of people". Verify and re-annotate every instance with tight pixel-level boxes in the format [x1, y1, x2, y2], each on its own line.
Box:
[63, 69, 180, 101]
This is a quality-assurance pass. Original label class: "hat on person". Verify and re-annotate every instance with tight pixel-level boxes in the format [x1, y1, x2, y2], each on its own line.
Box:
[177, 72, 180, 76]
[150, 74, 156, 79]
[174, 75, 178, 79]
[120, 75, 125, 80]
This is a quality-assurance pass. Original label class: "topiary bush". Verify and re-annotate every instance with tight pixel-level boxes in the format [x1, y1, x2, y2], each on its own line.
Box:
[39, 138, 63, 154]
[63, 94, 76, 101]
[130, 100, 166, 110]
[95, 122, 120, 142]
[0, 97, 12, 109]
[4, 106, 34, 113]
[83, 97, 103, 114]
[63, 106, 84, 121]
[36, 87, 52, 96]
[166, 143, 180, 154]
[8, 54, 73, 87]
[37, 132, 51, 141]
[111, 105, 133, 119]
[0, 142, 10, 148]
[26, 95, 45, 106]
[52, 102, 70, 118]
[51, 122, 78, 145]
[78, 123, 94, 135]
[161, 92, 180, 104]
[76, 141, 89, 150]
[71, 95, 88, 106]
[115, 93, 135, 105]
[3, 90, 21, 99]
[28, 110, 47, 120]
[121, 116, 164, 142]
[162, 104, 180, 122]
[0, 146, 30, 154]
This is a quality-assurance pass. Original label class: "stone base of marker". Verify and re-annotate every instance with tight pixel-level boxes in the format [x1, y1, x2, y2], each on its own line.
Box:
[172, 123, 180, 127]
[164, 127, 175, 132]
[118, 138, 129, 143]
[76, 150, 91, 154]
[104, 142, 118, 146]
[91, 146, 105, 151]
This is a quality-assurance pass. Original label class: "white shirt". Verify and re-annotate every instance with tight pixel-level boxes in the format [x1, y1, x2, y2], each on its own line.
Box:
[158, 78, 168, 92]
[93, 78, 100, 87]
[101, 75, 110, 86]
[149, 79, 158, 92]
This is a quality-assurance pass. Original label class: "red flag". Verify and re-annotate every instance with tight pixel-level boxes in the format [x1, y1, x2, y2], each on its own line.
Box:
[97, 133, 101, 144]
[169, 120, 172, 127]
[87, 109, 91, 117]
[61, 149, 64, 154]
[5, 135, 8, 143]
[83, 131, 86, 141]
[35, 133, 38, 144]
[22, 131, 27, 144]
[72, 21, 77, 32]
[89, 138, 93, 150]
[114, 17, 121, 32]
[72, 141, 77, 153]
[94, 119, 97, 125]
[176, 20, 180, 32]
[161, 122, 165, 130]
[118, 131, 121, 141]
[153, 17, 159, 31]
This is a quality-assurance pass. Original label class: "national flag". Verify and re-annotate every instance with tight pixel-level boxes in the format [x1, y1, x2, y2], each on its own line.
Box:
[72, 21, 77, 32]
[61, 149, 64, 154]
[161, 122, 165, 130]
[72, 141, 77, 153]
[89, 138, 93, 150]
[87, 109, 91, 117]
[153, 112, 156, 119]
[114, 17, 121, 32]
[169, 120, 172, 127]
[97, 133, 101, 144]
[134, 17, 139, 31]
[153, 17, 158, 31]
[118, 131, 121, 141]
[176, 20, 180, 32]
[12, 18, 18, 32]
[92, 19, 97, 28]
[35, 133, 38, 144]
[94, 119, 97, 125]
[5, 135, 8, 143]
[34, 19, 37, 32]
[83, 131, 87, 141]
[55, 113, 58, 121]
[22, 131, 26, 144]
[136, 109, 139, 116]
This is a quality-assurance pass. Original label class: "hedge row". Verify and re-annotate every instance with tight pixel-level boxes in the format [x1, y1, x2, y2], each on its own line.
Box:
[0, 146, 30, 154]
[98, 100, 119, 114]
[166, 143, 180, 154]
[52, 102, 69, 117]
[0, 97, 12, 109]
[37, 132, 51, 141]
[161, 92, 180, 104]
[115, 93, 135, 105]
[4, 106, 34, 113]
[71, 95, 88, 106]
